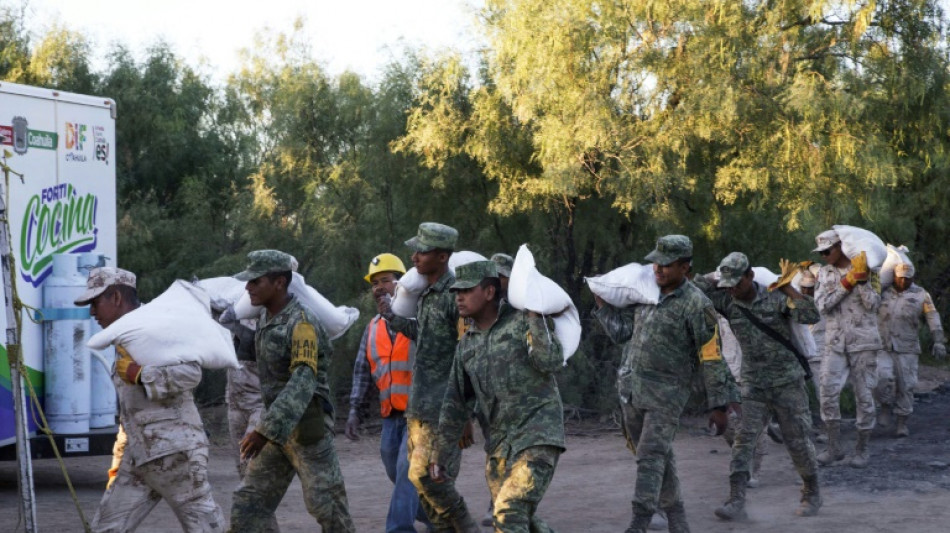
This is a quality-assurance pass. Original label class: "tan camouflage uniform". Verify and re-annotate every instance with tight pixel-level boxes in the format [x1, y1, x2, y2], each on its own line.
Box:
[814, 264, 882, 431]
[875, 284, 945, 416]
[92, 358, 225, 532]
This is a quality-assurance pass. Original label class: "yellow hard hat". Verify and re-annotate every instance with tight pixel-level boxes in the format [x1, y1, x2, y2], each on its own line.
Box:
[365, 253, 407, 283]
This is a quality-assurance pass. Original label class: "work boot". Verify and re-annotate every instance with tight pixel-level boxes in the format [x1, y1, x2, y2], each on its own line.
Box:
[714, 472, 748, 521]
[876, 405, 892, 428]
[850, 429, 871, 468]
[795, 475, 822, 517]
[624, 513, 653, 533]
[896, 415, 910, 438]
[816, 421, 844, 465]
[664, 502, 690, 533]
[647, 510, 667, 530]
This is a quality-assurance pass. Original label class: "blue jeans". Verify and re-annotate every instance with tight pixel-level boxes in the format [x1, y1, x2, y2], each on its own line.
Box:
[381, 415, 429, 532]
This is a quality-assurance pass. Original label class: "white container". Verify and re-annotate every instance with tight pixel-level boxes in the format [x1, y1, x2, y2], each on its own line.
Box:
[43, 254, 91, 434]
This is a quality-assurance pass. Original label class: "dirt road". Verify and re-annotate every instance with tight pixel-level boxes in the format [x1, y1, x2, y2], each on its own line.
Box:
[3, 382, 950, 532]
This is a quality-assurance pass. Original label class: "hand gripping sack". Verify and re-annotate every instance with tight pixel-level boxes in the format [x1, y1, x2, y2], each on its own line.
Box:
[231, 273, 360, 340]
[508, 244, 579, 363]
[391, 267, 426, 318]
[832, 225, 887, 270]
[879, 244, 913, 288]
[585, 262, 660, 306]
[87, 280, 239, 369]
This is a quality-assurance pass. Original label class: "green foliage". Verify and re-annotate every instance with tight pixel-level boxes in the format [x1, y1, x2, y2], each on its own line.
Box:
[3, 3, 950, 413]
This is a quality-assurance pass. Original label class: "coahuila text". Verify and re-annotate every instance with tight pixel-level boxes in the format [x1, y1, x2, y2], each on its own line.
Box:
[20, 184, 98, 286]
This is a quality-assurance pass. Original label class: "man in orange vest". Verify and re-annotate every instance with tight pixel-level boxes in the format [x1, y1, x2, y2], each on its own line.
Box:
[346, 253, 430, 532]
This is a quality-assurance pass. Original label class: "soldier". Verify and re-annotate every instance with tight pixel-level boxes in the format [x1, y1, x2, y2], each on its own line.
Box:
[380, 223, 480, 532]
[593, 235, 740, 533]
[345, 253, 430, 532]
[813, 229, 882, 468]
[695, 253, 821, 520]
[429, 261, 564, 532]
[490, 252, 514, 297]
[875, 262, 947, 437]
[76, 267, 225, 532]
[229, 250, 355, 532]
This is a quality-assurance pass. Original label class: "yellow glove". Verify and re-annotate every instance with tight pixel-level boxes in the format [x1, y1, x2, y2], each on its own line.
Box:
[799, 260, 815, 269]
[106, 467, 119, 490]
[114, 346, 142, 385]
[842, 251, 869, 290]
[768, 259, 800, 292]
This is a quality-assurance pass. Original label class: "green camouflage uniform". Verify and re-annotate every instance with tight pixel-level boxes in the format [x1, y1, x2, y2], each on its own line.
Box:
[594, 236, 739, 520]
[229, 251, 354, 533]
[436, 262, 565, 533]
[696, 253, 819, 482]
[386, 222, 474, 530]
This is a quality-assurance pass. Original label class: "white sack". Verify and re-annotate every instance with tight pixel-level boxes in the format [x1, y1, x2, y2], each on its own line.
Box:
[832, 225, 887, 270]
[391, 267, 426, 318]
[879, 244, 913, 288]
[448, 251, 488, 274]
[508, 244, 579, 363]
[232, 272, 359, 340]
[751, 267, 778, 286]
[198, 276, 248, 311]
[585, 262, 659, 307]
[88, 280, 238, 369]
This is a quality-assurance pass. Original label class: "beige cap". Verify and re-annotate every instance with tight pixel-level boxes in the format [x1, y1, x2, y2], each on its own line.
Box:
[813, 229, 841, 253]
[74, 267, 137, 306]
[895, 263, 915, 278]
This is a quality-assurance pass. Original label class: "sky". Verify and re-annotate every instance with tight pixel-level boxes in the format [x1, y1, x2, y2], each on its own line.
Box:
[24, 0, 486, 82]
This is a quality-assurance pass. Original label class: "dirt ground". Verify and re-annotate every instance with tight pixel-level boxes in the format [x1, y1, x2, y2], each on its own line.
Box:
[3, 367, 950, 532]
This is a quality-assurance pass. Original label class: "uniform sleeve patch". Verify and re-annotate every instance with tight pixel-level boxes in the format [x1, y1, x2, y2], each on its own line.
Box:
[700, 326, 722, 362]
[291, 322, 318, 375]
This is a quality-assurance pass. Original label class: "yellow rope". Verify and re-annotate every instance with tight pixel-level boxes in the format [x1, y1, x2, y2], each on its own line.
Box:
[3, 160, 92, 533]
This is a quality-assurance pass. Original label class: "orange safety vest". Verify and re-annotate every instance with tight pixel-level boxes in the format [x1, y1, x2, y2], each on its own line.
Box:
[366, 316, 412, 417]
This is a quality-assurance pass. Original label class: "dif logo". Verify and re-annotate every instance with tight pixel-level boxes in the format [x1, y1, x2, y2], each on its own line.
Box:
[65, 123, 87, 150]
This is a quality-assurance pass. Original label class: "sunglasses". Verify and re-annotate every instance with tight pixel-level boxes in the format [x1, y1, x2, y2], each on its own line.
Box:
[819, 249, 832, 256]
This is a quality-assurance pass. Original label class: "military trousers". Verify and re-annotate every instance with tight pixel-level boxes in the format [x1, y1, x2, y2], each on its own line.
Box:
[820, 349, 878, 430]
[723, 409, 768, 477]
[92, 447, 224, 533]
[230, 418, 355, 533]
[731, 380, 817, 480]
[485, 445, 559, 533]
[874, 350, 918, 417]
[620, 402, 682, 517]
[407, 418, 470, 531]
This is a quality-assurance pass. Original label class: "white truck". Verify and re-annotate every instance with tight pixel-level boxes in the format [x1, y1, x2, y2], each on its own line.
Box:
[0, 81, 119, 462]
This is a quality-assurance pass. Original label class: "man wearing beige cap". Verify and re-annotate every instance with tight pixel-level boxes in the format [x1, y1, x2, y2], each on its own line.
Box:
[77, 267, 225, 532]
[875, 261, 946, 437]
[380, 222, 480, 532]
[812, 229, 882, 468]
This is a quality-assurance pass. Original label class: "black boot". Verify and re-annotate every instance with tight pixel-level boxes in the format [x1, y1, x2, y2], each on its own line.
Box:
[664, 502, 690, 533]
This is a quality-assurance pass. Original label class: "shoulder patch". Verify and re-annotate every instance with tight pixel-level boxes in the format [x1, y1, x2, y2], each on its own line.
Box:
[700, 324, 722, 362]
[291, 322, 319, 375]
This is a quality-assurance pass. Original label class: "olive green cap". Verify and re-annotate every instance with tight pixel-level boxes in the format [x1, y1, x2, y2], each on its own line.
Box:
[717, 252, 750, 288]
[405, 222, 458, 253]
[490, 253, 514, 277]
[644, 235, 693, 266]
[233, 249, 296, 281]
[450, 260, 498, 291]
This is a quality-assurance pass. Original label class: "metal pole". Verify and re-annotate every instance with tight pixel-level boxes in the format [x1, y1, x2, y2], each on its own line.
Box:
[0, 161, 37, 532]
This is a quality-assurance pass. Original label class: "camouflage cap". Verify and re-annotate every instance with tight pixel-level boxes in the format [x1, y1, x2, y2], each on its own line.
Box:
[450, 260, 498, 291]
[490, 253, 514, 277]
[717, 252, 750, 288]
[644, 235, 693, 266]
[405, 222, 458, 253]
[895, 263, 915, 278]
[813, 229, 841, 253]
[74, 267, 137, 306]
[233, 249, 296, 281]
